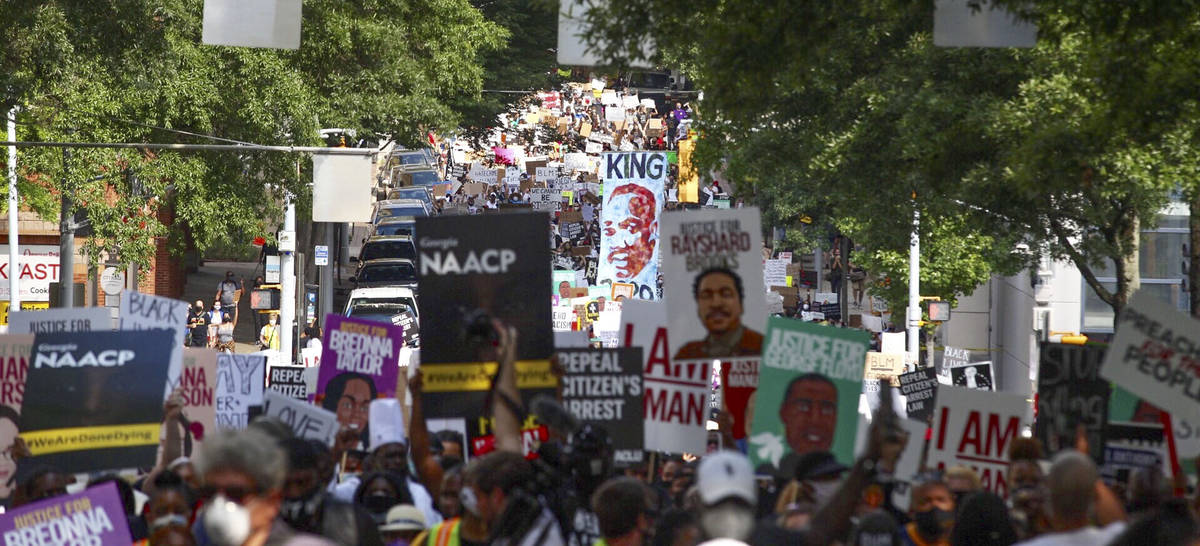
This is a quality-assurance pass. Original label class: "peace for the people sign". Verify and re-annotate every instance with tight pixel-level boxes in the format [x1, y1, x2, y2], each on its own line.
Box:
[1101, 289, 1200, 418]
[928, 386, 1029, 498]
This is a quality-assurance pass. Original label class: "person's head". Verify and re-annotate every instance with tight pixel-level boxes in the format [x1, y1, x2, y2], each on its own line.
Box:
[213, 301, 222, 312]
[280, 439, 324, 527]
[148, 524, 198, 546]
[13, 464, 70, 507]
[1109, 499, 1198, 546]
[0, 405, 19, 499]
[592, 477, 657, 543]
[463, 451, 535, 526]
[434, 430, 464, 469]
[354, 471, 415, 524]
[168, 457, 200, 491]
[558, 280, 571, 298]
[225, 271, 235, 280]
[321, 372, 376, 431]
[366, 440, 410, 476]
[378, 504, 427, 544]
[438, 466, 464, 519]
[659, 459, 682, 485]
[950, 491, 1017, 546]
[1127, 467, 1171, 515]
[853, 510, 901, 546]
[651, 508, 699, 546]
[603, 183, 659, 279]
[195, 428, 288, 546]
[146, 472, 195, 531]
[306, 439, 335, 487]
[695, 451, 757, 542]
[195, 300, 205, 311]
[1045, 451, 1098, 529]
[909, 478, 955, 541]
[87, 475, 137, 532]
[779, 373, 838, 454]
[268, 313, 278, 326]
[944, 465, 982, 508]
[791, 451, 847, 508]
[692, 268, 745, 336]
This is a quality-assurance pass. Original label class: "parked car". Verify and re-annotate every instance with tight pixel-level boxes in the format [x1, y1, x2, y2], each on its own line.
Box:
[349, 258, 418, 288]
[395, 168, 440, 187]
[344, 286, 418, 318]
[354, 236, 418, 278]
[368, 217, 417, 238]
[390, 149, 435, 170]
[386, 186, 434, 208]
[372, 199, 429, 224]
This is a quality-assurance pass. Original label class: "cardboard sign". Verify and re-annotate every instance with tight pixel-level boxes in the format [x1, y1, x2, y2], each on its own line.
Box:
[620, 300, 707, 454]
[864, 352, 905, 386]
[8, 307, 111, 334]
[530, 188, 562, 211]
[0, 334, 33, 412]
[929, 386, 1029, 497]
[22, 330, 173, 473]
[559, 348, 644, 466]
[268, 365, 310, 400]
[749, 318, 868, 472]
[598, 152, 666, 301]
[898, 367, 939, 423]
[1101, 289, 1200, 418]
[178, 348, 218, 445]
[580, 122, 593, 139]
[0, 482, 132, 544]
[120, 292, 189, 398]
[215, 353, 266, 429]
[263, 390, 338, 445]
[315, 315, 403, 430]
[941, 346, 969, 384]
[950, 361, 993, 391]
[1036, 342, 1109, 460]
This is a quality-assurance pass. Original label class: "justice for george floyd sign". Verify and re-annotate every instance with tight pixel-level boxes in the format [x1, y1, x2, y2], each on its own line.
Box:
[1101, 289, 1200, 418]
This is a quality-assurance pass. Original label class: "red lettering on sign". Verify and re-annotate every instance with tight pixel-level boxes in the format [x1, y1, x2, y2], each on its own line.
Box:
[645, 327, 671, 378]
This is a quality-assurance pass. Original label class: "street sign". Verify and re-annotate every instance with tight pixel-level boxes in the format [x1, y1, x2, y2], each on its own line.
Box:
[314, 245, 329, 266]
[100, 267, 125, 296]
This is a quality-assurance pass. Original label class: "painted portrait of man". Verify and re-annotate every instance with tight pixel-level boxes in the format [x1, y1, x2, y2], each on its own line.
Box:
[674, 267, 764, 359]
[603, 183, 659, 282]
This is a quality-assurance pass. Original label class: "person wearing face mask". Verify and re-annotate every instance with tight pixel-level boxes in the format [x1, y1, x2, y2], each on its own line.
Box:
[592, 477, 658, 546]
[193, 428, 335, 546]
[141, 474, 195, 538]
[944, 466, 982, 511]
[260, 313, 281, 350]
[280, 439, 381, 546]
[189, 300, 210, 348]
[354, 472, 417, 525]
[900, 478, 956, 546]
[790, 451, 847, 508]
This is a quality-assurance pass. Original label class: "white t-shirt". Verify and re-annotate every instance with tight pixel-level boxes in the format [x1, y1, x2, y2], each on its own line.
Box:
[1016, 522, 1126, 546]
[330, 474, 442, 528]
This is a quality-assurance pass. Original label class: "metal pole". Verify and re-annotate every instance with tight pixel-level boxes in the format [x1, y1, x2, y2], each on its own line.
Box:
[279, 196, 296, 364]
[60, 143, 74, 307]
[319, 223, 334, 326]
[839, 235, 850, 322]
[0, 140, 376, 155]
[907, 205, 921, 365]
[7, 108, 20, 309]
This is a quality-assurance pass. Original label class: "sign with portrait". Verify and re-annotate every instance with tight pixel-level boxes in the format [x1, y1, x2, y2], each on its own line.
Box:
[598, 152, 666, 301]
[315, 315, 403, 432]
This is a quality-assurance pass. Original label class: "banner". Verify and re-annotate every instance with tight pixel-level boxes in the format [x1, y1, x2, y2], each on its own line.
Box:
[1036, 343, 1109, 461]
[268, 365, 310, 400]
[620, 300, 707, 454]
[598, 152, 666, 300]
[120, 292, 189, 397]
[215, 353, 265, 429]
[0, 482, 131, 544]
[749, 317, 868, 473]
[315, 315, 403, 431]
[559, 348, 644, 466]
[0, 255, 59, 301]
[929, 386, 1029, 498]
[0, 334, 33, 412]
[8, 307, 111, 334]
[898, 367, 939, 423]
[22, 330, 173, 473]
[178, 348, 218, 446]
[1101, 289, 1200, 418]
[263, 390, 339, 445]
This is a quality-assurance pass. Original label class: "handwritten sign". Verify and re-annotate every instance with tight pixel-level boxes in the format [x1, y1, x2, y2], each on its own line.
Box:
[120, 292, 189, 397]
[263, 390, 338, 445]
[215, 354, 266, 429]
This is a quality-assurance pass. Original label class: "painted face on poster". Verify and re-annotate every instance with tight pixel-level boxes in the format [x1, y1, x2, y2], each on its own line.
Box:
[950, 363, 993, 391]
[598, 152, 666, 301]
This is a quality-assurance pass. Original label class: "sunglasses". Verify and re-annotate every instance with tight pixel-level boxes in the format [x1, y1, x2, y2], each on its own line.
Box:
[197, 484, 258, 505]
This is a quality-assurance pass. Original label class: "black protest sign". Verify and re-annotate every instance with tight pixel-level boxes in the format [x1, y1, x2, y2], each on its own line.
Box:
[22, 330, 173, 473]
[1036, 342, 1109, 461]
[391, 310, 419, 346]
[268, 365, 309, 400]
[559, 347, 644, 466]
[898, 367, 938, 423]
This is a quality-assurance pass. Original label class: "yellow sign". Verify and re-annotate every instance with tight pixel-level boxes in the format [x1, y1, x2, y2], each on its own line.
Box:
[0, 301, 51, 325]
[421, 360, 557, 392]
[677, 139, 699, 203]
[22, 423, 160, 456]
[786, 275, 793, 287]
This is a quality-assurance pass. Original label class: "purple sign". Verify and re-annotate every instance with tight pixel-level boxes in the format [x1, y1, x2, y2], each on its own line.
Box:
[314, 315, 404, 432]
[0, 482, 131, 544]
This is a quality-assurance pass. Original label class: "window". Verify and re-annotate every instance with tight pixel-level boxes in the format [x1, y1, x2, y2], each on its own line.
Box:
[1081, 214, 1189, 332]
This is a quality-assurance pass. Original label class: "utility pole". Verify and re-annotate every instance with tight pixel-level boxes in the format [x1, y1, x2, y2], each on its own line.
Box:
[60, 139, 75, 307]
[7, 108, 19, 309]
[279, 194, 297, 365]
[907, 201, 921, 366]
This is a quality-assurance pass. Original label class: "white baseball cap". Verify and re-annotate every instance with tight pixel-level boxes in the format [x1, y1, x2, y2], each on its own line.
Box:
[697, 451, 756, 506]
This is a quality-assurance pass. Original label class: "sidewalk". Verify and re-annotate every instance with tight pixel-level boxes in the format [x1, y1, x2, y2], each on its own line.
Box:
[180, 260, 263, 353]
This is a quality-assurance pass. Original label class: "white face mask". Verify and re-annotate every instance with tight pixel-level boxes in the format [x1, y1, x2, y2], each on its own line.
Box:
[203, 495, 252, 546]
[807, 479, 841, 507]
[700, 503, 756, 542]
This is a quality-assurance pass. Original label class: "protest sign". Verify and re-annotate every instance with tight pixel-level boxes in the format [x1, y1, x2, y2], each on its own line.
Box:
[622, 94, 640, 109]
[0, 482, 131, 544]
[620, 300, 708, 454]
[178, 348, 218, 445]
[530, 188, 561, 211]
[864, 352, 905, 386]
[941, 346, 969, 384]
[263, 390, 338, 445]
[549, 177, 574, 191]
[763, 259, 787, 288]
[898, 367, 939, 423]
[0, 334, 33, 412]
[315, 315, 403, 430]
[564, 152, 589, 172]
[559, 348, 644, 465]
[120, 291, 189, 397]
[215, 353, 265, 429]
[392, 310, 419, 346]
[8, 307, 111, 335]
[268, 365, 310, 400]
[1101, 289, 1200, 418]
[585, 141, 602, 154]
[22, 330, 173, 473]
[600, 90, 618, 106]
[1101, 421, 1167, 484]
[929, 386, 1029, 497]
[882, 332, 905, 355]
[950, 361, 993, 391]
[598, 152, 666, 301]
[1035, 342, 1109, 460]
[749, 317, 868, 472]
[604, 105, 626, 122]
[536, 167, 557, 181]
[301, 346, 321, 369]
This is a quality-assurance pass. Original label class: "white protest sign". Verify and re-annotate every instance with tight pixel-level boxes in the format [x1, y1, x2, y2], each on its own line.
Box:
[929, 386, 1029, 498]
[950, 360, 994, 391]
[536, 167, 558, 181]
[763, 259, 787, 288]
[1102, 289, 1200, 418]
[564, 153, 589, 172]
[622, 95, 640, 109]
[8, 307, 111, 334]
[585, 141, 603, 154]
[861, 315, 883, 333]
[640, 98, 657, 110]
[553, 308, 574, 332]
[882, 332, 906, 355]
[215, 353, 266, 429]
[604, 105, 626, 122]
[120, 292, 189, 398]
[942, 346, 969, 385]
[549, 177, 574, 191]
[620, 300, 707, 454]
[263, 390, 338, 445]
[814, 292, 838, 304]
[301, 346, 321, 368]
[601, 90, 618, 106]
[530, 188, 562, 211]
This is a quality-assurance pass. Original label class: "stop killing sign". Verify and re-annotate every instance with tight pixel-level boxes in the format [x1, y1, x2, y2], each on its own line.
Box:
[928, 386, 1029, 498]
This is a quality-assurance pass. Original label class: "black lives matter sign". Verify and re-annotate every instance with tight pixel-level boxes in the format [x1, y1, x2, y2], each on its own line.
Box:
[898, 367, 938, 423]
[559, 347, 644, 466]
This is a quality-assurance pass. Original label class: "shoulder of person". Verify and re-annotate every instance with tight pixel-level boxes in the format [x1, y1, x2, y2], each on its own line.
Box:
[674, 341, 707, 360]
[739, 328, 765, 351]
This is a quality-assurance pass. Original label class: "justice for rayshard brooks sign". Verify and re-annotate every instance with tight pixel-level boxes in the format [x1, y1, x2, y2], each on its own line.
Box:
[1101, 289, 1200, 418]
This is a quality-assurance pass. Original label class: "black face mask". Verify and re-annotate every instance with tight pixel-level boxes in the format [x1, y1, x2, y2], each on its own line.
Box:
[280, 487, 324, 530]
[914, 507, 953, 539]
[363, 494, 400, 522]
